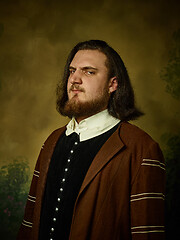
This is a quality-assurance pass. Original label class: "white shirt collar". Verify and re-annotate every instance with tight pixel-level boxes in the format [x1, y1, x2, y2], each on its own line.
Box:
[65, 109, 120, 142]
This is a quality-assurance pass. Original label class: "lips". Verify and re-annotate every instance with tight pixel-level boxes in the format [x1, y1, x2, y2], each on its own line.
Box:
[72, 89, 82, 94]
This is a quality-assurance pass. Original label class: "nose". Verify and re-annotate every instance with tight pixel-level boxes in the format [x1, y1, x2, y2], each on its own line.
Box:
[69, 70, 82, 85]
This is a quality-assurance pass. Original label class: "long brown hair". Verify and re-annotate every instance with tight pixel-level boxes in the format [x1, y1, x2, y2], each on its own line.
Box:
[56, 40, 144, 121]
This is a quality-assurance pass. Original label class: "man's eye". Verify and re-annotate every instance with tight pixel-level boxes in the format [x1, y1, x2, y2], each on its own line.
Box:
[85, 71, 95, 75]
[69, 69, 75, 74]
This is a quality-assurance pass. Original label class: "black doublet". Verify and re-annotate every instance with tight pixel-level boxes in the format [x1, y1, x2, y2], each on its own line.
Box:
[39, 123, 119, 240]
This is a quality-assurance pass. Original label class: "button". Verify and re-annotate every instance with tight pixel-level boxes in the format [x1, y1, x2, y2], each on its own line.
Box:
[65, 168, 68, 172]
[70, 150, 73, 153]
[62, 178, 65, 182]
[75, 142, 78, 145]
[50, 238, 53, 240]
[67, 159, 70, 162]
[57, 198, 61, 202]
[53, 218, 56, 222]
[60, 188, 63, 192]
[51, 227, 54, 232]
[55, 207, 59, 211]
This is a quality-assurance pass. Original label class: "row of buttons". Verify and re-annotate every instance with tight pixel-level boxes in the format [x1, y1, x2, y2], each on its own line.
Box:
[49, 139, 79, 240]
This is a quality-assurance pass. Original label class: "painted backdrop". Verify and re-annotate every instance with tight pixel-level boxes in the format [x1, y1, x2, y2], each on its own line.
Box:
[0, 0, 179, 239]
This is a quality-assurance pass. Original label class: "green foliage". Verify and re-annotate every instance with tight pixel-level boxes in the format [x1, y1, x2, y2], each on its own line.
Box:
[161, 133, 180, 239]
[0, 157, 30, 240]
[160, 29, 180, 239]
[160, 29, 180, 100]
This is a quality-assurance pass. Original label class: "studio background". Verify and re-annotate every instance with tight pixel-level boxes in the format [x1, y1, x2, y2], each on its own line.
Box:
[0, 0, 179, 239]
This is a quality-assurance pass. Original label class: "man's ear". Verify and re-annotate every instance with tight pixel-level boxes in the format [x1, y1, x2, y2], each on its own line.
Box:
[109, 77, 118, 93]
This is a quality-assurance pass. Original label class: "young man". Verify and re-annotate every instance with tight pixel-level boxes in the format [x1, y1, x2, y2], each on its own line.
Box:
[17, 40, 165, 240]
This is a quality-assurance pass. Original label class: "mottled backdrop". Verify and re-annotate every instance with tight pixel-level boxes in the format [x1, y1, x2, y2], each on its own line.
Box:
[0, 0, 180, 239]
[0, 0, 179, 171]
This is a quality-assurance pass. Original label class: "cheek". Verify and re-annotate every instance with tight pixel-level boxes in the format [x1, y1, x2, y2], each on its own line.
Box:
[67, 81, 71, 93]
[92, 84, 107, 94]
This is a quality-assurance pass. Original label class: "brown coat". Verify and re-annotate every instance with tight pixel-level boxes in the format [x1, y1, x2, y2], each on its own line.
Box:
[17, 122, 165, 240]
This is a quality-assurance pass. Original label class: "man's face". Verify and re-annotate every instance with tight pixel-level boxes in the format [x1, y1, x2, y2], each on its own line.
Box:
[64, 50, 117, 122]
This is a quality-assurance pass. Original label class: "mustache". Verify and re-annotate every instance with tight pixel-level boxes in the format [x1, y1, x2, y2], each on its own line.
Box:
[69, 84, 85, 93]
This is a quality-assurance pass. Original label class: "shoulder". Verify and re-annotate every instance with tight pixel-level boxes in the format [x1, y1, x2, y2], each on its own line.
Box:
[43, 125, 66, 146]
[118, 122, 162, 157]
[118, 122, 164, 180]
[36, 125, 67, 167]
[119, 121, 156, 145]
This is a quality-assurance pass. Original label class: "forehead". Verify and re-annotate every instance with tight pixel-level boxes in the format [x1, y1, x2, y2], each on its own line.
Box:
[70, 50, 108, 69]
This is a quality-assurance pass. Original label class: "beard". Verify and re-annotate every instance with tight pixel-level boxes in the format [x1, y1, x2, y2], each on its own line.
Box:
[61, 87, 110, 119]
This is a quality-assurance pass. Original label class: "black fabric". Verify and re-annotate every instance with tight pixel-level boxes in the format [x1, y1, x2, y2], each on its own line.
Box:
[39, 123, 119, 240]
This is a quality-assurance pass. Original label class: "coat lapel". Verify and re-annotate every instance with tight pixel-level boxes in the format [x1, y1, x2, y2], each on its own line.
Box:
[78, 125, 125, 195]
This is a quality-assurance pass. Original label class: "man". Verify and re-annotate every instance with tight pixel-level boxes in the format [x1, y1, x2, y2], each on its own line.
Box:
[17, 40, 165, 240]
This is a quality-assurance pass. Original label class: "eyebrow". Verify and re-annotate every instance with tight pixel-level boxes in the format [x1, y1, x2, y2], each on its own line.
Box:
[69, 66, 98, 71]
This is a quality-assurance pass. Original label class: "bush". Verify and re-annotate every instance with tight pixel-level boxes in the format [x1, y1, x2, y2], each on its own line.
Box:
[0, 157, 30, 239]
[161, 134, 180, 240]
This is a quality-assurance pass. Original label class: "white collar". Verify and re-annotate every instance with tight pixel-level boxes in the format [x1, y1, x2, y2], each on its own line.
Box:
[65, 109, 120, 142]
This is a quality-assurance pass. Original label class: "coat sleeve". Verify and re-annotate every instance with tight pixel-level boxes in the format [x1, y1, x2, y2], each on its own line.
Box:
[130, 141, 165, 240]
[16, 149, 42, 240]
